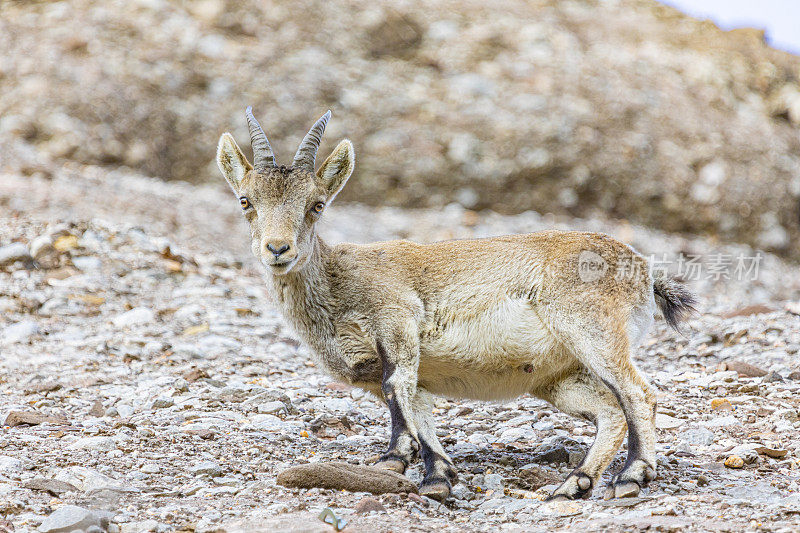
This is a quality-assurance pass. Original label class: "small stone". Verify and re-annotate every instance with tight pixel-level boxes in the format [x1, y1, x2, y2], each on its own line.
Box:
[516, 465, 561, 491]
[532, 446, 570, 464]
[151, 397, 174, 409]
[38, 505, 107, 533]
[538, 500, 583, 517]
[183, 368, 209, 382]
[762, 371, 784, 383]
[722, 360, 768, 378]
[701, 415, 737, 428]
[5, 410, 69, 427]
[72, 255, 102, 271]
[141, 463, 160, 474]
[0, 455, 23, 474]
[30, 235, 58, 267]
[191, 461, 223, 477]
[724, 455, 744, 469]
[483, 473, 504, 491]
[24, 478, 78, 497]
[710, 398, 732, 412]
[680, 427, 715, 446]
[68, 436, 117, 452]
[2, 321, 40, 344]
[116, 404, 134, 418]
[53, 235, 79, 252]
[257, 401, 287, 415]
[355, 497, 386, 514]
[656, 413, 684, 429]
[112, 307, 155, 328]
[54, 466, 133, 492]
[729, 445, 759, 464]
[498, 426, 535, 444]
[277, 462, 417, 495]
[0, 242, 32, 267]
[88, 400, 105, 417]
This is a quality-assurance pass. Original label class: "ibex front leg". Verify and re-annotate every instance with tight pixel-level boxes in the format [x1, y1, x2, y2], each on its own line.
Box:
[374, 324, 421, 475]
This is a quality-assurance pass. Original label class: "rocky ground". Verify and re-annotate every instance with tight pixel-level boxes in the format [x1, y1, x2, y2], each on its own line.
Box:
[2, 162, 800, 532]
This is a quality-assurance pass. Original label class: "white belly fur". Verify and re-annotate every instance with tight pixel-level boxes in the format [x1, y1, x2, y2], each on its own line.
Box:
[418, 297, 575, 401]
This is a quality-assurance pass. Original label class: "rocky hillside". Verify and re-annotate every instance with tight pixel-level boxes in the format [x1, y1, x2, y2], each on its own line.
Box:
[2, 0, 800, 258]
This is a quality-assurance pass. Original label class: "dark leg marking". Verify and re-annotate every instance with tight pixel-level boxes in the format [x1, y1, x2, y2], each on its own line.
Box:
[375, 341, 417, 472]
[601, 379, 655, 496]
[418, 434, 456, 501]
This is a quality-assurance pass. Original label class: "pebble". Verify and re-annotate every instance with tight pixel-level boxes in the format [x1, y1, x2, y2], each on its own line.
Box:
[655, 413, 684, 429]
[1, 320, 40, 344]
[498, 426, 536, 444]
[112, 307, 155, 328]
[355, 497, 386, 514]
[724, 455, 745, 469]
[538, 500, 583, 517]
[701, 415, 738, 428]
[257, 401, 287, 415]
[72, 255, 103, 271]
[151, 397, 175, 409]
[0, 242, 31, 266]
[23, 478, 78, 497]
[0, 455, 23, 474]
[276, 462, 417, 495]
[191, 461, 223, 477]
[38, 505, 109, 533]
[141, 463, 160, 474]
[68, 436, 117, 452]
[680, 427, 715, 446]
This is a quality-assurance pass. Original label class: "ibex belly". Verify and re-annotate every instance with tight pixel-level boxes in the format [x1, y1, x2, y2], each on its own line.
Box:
[417, 297, 573, 400]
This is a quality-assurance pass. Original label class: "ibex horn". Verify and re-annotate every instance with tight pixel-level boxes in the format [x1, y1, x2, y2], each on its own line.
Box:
[245, 106, 276, 171]
[293, 110, 331, 171]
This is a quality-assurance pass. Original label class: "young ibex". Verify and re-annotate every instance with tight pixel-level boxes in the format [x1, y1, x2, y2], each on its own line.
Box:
[216, 108, 696, 501]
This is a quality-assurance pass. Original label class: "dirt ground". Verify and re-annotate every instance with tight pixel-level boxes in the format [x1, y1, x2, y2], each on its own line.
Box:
[2, 162, 800, 532]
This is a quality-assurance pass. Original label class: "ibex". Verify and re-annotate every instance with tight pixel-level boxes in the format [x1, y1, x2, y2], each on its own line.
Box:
[216, 108, 696, 501]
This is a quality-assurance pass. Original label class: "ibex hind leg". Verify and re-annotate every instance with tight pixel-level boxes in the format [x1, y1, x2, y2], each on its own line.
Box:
[552, 312, 657, 498]
[536, 369, 627, 500]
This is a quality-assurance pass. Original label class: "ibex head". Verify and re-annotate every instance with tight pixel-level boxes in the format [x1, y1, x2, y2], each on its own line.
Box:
[216, 107, 355, 275]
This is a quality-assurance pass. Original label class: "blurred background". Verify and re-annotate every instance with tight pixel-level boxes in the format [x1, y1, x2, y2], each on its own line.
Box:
[1, 0, 799, 258]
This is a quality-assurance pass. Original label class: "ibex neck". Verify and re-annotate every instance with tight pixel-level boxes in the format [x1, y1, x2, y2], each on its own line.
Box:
[267, 234, 335, 349]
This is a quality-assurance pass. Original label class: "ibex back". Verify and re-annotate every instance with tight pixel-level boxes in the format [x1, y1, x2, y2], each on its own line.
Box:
[216, 108, 696, 501]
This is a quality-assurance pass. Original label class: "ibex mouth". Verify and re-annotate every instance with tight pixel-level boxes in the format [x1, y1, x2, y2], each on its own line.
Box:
[267, 258, 297, 274]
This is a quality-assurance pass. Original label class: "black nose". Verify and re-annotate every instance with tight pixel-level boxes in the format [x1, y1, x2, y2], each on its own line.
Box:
[266, 243, 290, 257]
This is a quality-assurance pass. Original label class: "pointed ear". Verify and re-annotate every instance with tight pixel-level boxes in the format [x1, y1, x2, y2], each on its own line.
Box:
[216, 133, 253, 193]
[316, 139, 354, 202]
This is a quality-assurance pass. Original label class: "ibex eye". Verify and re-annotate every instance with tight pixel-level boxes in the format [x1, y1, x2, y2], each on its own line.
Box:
[240, 197, 251, 210]
[311, 202, 325, 214]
